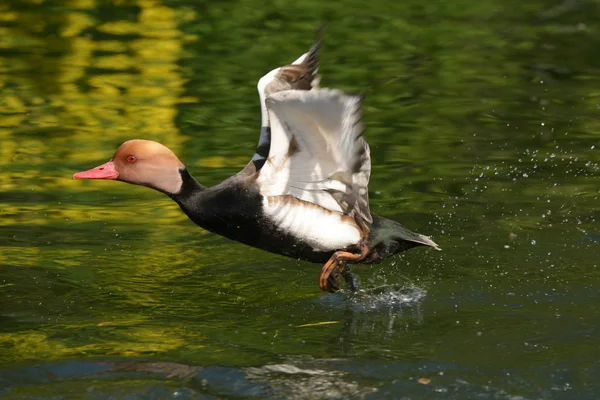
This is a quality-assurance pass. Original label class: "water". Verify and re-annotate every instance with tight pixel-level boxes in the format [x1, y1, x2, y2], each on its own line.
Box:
[1, 0, 599, 398]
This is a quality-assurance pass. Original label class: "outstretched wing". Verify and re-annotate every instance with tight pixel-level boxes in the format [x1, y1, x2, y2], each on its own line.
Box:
[257, 88, 372, 224]
[251, 29, 323, 170]
[257, 28, 322, 126]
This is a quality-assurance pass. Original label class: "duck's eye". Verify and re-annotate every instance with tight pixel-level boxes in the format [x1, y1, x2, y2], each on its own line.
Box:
[126, 155, 137, 163]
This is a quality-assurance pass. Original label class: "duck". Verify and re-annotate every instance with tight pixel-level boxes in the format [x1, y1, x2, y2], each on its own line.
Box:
[73, 30, 440, 293]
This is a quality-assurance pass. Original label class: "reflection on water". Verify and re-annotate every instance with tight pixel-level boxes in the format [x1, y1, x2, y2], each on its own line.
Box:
[316, 283, 428, 349]
[1, 0, 600, 398]
[0, 0, 189, 199]
[0, 356, 581, 399]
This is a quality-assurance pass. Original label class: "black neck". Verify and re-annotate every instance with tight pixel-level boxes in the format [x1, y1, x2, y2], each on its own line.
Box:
[251, 126, 271, 170]
[170, 168, 205, 203]
[167, 167, 265, 245]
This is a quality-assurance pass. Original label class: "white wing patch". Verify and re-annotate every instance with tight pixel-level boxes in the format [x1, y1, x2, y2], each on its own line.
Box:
[257, 88, 372, 223]
[263, 196, 361, 252]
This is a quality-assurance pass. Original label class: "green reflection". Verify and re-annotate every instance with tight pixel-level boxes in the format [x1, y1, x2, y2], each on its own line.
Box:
[0, 0, 599, 397]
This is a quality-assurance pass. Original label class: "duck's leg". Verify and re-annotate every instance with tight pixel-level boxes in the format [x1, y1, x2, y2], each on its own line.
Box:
[319, 244, 368, 292]
[323, 262, 358, 292]
[325, 262, 344, 292]
[341, 263, 358, 292]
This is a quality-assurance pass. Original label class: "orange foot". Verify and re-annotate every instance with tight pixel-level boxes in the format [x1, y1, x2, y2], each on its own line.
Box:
[319, 244, 368, 292]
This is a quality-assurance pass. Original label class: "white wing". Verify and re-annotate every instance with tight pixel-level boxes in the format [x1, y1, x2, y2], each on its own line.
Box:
[257, 88, 372, 223]
[256, 37, 321, 127]
[250, 34, 322, 170]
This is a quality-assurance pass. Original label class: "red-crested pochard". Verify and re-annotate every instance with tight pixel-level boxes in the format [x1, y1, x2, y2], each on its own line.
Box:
[74, 31, 440, 292]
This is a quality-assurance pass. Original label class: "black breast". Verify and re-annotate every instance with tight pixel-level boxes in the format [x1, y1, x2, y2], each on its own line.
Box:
[171, 168, 333, 263]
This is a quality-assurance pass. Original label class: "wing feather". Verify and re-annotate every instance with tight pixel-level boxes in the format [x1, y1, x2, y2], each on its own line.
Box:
[256, 31, 322, 127]
[257, 88, 372, 223]
[251, 30, 323, 170]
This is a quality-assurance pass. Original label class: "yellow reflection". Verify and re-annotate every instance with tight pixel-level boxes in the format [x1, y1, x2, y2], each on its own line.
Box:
[0, 0, 232, 364]
[0, 325, 205, 361]
[0, 0, 196, 210]
[197, 155, 249, 169]
[60, 12, 95, 37]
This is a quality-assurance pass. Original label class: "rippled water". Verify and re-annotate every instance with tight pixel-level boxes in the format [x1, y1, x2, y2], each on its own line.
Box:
[1, 0, 599, 398]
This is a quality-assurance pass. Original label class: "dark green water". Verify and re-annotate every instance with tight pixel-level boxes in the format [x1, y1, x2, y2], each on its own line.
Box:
[1, 0, 599, 398]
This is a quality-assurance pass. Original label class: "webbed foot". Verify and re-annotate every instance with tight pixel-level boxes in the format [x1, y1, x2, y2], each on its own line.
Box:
[319, 244, 368, 292]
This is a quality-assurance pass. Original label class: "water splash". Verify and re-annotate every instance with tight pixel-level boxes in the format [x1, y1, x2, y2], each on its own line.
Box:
[349, 283, 427, 311]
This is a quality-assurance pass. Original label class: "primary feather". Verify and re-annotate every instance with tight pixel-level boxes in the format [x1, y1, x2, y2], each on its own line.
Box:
[257, 88, 372, 224]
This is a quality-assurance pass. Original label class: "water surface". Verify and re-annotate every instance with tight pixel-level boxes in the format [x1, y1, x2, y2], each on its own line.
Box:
[1, 0, 599, 398]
